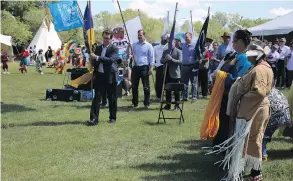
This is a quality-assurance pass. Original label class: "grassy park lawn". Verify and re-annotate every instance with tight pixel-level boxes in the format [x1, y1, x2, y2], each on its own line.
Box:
[1, 63, 293, 181]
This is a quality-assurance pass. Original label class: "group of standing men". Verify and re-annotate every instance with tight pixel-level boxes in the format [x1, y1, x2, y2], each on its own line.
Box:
[87, 28, 234, 125]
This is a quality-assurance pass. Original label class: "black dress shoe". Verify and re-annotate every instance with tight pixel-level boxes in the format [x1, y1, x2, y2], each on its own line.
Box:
[87, 119, 99, 126]
[163, 104, 171, 110]
[108, 119, 116, 124]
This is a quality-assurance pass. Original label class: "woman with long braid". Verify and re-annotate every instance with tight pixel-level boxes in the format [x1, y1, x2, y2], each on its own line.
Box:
[209, 30, 252, 145]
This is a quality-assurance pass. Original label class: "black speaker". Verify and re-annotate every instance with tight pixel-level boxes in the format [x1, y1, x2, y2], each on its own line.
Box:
[70, 68, 89, 80]
[46, 89, 81, 102]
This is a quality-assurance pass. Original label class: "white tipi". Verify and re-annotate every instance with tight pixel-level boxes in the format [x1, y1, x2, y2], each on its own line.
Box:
[27, 20, 62, 52]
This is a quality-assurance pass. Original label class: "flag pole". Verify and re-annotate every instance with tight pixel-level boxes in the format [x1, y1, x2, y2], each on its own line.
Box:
[116, 0, 135, 66]
[160, 2, 178, 103]
[190, 10, 194, 35]
[167, 10, 169, 25]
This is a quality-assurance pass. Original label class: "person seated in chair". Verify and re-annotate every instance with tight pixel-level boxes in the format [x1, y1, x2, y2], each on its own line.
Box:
[160, 38, 182, 111]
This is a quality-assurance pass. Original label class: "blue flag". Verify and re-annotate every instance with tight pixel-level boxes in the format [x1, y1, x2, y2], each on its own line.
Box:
[83, 1, 95, 53]
[168, 20, 176, 53]
[47, 1, 83, 32]
[194, 14, 210, 61]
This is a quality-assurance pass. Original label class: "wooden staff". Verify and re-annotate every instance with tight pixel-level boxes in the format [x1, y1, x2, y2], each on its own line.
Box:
[160, 2, 178, 103]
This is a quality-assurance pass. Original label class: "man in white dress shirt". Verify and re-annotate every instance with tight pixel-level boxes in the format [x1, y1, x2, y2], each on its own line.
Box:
[153, 34, 169, 100]
[276, 38, 290, 88]
[267, 44, 280, 80]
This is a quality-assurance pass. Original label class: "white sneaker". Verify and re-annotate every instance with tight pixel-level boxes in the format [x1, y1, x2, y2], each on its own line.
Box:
[3, 72, 6, 74]
[6, 72, 10, 74]
[41, 72, 44, 75]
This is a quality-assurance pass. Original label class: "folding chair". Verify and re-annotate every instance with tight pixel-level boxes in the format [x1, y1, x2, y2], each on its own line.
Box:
[157, 83, 185, 124]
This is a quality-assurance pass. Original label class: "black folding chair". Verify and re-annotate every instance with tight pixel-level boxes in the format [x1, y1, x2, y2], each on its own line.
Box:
[157, 83, 185, 124]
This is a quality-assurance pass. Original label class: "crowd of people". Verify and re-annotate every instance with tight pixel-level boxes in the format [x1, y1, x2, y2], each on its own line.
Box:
[85, 28, 292, 181]
[1, 27, 293, 181]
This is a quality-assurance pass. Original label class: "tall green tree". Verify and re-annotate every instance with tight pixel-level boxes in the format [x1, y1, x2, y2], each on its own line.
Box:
[1, 10, 32, 46]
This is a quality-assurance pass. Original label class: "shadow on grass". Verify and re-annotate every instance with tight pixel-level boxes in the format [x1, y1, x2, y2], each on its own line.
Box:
[143, 120, 170, 126]
[1, 121, 85, 129]
[1, 104, 36, 114]
[271, 137, 293, 144]
[134, 139, 224, 181]
[118, 106, 159, 112]
[268, 149, 293, 160]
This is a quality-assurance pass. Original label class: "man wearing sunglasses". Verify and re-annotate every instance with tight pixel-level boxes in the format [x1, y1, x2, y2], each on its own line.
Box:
[88, 29, 121, 126]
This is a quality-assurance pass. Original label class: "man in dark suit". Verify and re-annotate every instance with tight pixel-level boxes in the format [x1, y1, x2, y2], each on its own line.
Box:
[87, 29, 121, 126]
[160, 38, 182, 111]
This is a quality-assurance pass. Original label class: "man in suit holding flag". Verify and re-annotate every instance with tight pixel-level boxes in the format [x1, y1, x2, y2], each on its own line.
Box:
[88, 29, 121, 125]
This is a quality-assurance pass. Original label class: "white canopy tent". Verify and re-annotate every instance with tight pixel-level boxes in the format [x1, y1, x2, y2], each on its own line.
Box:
[248, 11, 293, 36]
[0, 34, 14, 61]
[27, 21, 62, 52]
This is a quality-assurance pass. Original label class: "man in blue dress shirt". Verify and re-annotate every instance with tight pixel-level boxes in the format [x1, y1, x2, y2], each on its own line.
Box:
[181, 32, 199, 102]
[130, 29, 155, 109]
[216, 32, 230, 60]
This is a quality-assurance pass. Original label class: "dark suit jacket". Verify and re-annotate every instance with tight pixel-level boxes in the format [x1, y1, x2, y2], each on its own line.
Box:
[93, 44, 121, 86]
[160, 47, 182, 79]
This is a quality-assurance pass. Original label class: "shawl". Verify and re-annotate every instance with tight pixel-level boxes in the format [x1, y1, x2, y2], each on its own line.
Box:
[200, 71, 228, 140]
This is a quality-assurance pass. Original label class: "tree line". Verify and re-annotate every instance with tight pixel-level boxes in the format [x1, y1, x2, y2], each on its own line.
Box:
[1, 1, 271, 49]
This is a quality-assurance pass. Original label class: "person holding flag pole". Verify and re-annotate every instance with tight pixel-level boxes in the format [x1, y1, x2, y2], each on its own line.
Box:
[86, 0, 122, 126]
[160, 2, 182, 111]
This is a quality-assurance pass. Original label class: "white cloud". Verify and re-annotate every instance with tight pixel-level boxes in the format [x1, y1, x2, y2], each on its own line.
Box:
[128, 0, 207, 21]
[269, 7, 293, 17]
[204, 3, 212, 8]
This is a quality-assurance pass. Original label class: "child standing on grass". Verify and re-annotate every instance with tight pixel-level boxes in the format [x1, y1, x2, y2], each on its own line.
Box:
[1, 51, 10, 74]
[35, 49, 44, 75]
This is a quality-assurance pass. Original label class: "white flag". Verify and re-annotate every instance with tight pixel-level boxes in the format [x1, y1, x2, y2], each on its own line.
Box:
[225, 27, 238, 53]
[162, 16, 169, 35]
[124, 16, 143, 44]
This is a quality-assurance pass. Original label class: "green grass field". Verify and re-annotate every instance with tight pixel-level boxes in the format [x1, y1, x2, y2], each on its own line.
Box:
[1, 63, 293, 181]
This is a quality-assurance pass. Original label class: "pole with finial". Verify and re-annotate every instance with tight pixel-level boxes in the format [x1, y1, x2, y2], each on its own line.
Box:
[160, 2, 179, 103]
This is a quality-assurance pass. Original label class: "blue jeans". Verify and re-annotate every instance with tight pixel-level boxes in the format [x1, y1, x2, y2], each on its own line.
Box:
[262, 140, 268, 157]
[181, 65, 198, 100]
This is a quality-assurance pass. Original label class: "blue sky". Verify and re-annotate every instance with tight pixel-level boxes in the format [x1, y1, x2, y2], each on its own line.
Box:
[77, 0, 293, 24]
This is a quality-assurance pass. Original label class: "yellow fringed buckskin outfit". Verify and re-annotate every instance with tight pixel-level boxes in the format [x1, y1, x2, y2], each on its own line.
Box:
[200, 70, 228, 140]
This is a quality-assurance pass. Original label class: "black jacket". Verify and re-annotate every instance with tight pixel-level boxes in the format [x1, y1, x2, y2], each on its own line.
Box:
[93, 44, 121, 83]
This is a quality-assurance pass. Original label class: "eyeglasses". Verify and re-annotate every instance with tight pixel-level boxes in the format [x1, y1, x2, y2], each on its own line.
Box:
[103, 37, 110, 40]
[213, 45, 218, 47]
[232, 39, 239, 43]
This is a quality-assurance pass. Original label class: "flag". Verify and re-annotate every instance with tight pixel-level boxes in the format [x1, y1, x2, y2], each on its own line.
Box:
[162, 14, 169, 35]
[168, 18, 176, 53]
[124, 16, 143, 45]
[83, 1, 95, 53]
[225, 27, 238, 54]
[47, 0, 83, 32]
[194, 13, 210, 61]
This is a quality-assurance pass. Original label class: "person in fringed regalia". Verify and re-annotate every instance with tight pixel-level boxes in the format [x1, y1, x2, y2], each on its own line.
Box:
[55, 44, 66, 74]
[35, 49, 44, 75]
[19, 48, 30, 74]
[209, 44, 273, 181]
[1, 51, 10, 74]
[204, 30, 252, 146]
